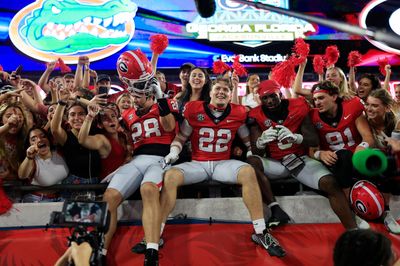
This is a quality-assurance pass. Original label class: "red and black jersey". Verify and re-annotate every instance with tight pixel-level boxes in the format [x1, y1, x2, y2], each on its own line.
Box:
[310, 97, 364, 153]
[248, 97, 310, 160]
[183, 101, 247, 161]
[122, 99, 179, 156]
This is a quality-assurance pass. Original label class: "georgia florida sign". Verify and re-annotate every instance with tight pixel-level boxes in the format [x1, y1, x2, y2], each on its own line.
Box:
[9, 0, 137, 64]
[186, 0, 315, 43]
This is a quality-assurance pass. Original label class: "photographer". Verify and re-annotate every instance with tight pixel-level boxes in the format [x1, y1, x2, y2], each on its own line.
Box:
[54, 242, 92, 266]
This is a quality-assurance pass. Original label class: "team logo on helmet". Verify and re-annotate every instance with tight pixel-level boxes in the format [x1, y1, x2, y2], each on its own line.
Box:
[350, 180, 384, 220]
[116, 49, 154, 84]
[118, 62, 128, 73]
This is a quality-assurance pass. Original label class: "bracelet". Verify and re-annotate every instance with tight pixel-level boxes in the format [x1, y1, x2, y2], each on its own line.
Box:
[86, 114, 95, 120]
[313, 150, 321, 160]
[357, 141, 369, 149]
[26, 155, 35, 160]
[57, 100, 67, 106]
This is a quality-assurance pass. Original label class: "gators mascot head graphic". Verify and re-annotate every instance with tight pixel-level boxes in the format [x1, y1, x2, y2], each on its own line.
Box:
[9, 0, 137, 63]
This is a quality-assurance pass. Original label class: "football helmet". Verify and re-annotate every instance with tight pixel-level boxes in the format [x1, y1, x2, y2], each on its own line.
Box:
[128, 77, 162, 99]
[350, 180, 385, 220]
[116, 49, 154, 84]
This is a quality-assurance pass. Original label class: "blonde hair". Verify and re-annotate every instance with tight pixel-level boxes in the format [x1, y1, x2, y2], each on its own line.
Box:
[326, 67, 351, 96]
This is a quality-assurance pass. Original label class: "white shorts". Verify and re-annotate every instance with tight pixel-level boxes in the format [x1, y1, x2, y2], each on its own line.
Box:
[107, 155, 164, 199]
[173, 160, 248, 185]
[255, 155, 331, 190]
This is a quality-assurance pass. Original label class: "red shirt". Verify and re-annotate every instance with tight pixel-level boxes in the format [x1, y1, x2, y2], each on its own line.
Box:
[100, 136, 126, 179]
[309, 97, 364, 153]
[248, 97, 310, 160]
[183, 101, 247, 161]
[122, 99, 179, 151]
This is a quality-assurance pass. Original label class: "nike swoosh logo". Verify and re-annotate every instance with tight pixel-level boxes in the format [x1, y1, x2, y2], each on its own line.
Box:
[344, 115, 351, 120]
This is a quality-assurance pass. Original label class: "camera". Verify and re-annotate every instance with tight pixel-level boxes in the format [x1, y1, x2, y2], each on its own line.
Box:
[50, 200, 110, 266]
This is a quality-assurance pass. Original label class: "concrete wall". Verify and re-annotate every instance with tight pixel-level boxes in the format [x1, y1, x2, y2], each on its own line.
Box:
[1, 195, 400, 227]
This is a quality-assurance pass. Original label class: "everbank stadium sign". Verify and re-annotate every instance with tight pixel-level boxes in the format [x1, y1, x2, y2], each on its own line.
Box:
[186, 0, 316, 42]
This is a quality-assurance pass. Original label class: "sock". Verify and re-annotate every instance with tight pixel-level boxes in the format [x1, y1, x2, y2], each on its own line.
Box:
[267, 202, 279, 209]
[252, 218, 266, 234]
[160, 222, 165, 236]
[147, 243, 159, 251]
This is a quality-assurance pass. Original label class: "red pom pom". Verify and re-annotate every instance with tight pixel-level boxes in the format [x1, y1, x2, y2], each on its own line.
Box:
[0, 64, 3, 71]
[292, 38, 310, 64]
[232, 55, 247, 77]
[149, 34, 169, 55]
[58, 58, 71, 73]
[212, 60, 231, 74]
[377, 57, 389, 76]
[347, 51, 363, 67]
[271, 57, 296, 88]
[313, 55, 325, 75]
[0, 180, 12, 214]
[324, 45, 340, 67]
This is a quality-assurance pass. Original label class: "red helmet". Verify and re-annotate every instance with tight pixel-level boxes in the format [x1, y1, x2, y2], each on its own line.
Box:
[350, 180, 384, 220]
[116, 49, 154, 84]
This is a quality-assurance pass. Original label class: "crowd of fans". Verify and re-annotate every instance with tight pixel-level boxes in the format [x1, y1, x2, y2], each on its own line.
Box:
[1, 44, 400, 265]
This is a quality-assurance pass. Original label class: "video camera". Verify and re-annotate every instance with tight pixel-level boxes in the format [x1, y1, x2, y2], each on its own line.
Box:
[50, 200, 110, 266]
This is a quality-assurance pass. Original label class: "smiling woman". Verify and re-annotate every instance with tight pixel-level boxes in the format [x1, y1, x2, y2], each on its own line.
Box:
[18, 127, 68, 203]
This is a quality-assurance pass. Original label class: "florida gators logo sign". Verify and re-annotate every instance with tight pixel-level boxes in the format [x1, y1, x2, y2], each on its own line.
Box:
[9, 0, 137, 64]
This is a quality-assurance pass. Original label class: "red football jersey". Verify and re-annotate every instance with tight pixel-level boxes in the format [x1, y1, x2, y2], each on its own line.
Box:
[309, 97, 364, 153]
[183, 101, 247, 161]
[122, 99, 178, 150]
[248, 98, 309, 160]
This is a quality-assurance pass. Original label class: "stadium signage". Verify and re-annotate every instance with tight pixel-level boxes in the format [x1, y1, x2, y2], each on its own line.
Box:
[359, 0, 400, 55]
[186, 0, 315, 42]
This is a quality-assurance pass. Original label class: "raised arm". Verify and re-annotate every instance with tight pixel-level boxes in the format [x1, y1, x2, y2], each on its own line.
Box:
[383, 65, 391, 91]
[50, 89, 69, 145]
[293, 60, 311, 97]
[38, 60, 56, 93]
[78, 103, 111, 158]
[18, 143, 38, 179]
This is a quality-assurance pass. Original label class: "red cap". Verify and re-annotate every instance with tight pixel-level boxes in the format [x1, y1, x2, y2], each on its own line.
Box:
[258, 80, 281, 97]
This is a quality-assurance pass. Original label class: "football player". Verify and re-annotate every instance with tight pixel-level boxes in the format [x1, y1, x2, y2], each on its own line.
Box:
[309, 80, 375, 229]
[157, 77, 286, 258]
[247, 79, 358, 230]
[102, 78, 179, 265]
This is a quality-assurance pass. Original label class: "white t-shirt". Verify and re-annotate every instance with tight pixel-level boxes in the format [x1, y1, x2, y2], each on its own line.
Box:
[31, 152, 69, 186]
[241, 93, 260, 109]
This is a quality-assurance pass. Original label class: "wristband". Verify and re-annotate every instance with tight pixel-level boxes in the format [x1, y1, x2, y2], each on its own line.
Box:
[26, 155, 35, 160]
[313, 150, 321, 160]
[57, 100, 67, 106]
[157, 98, 171, 117]
[357, 141, 369, 149]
